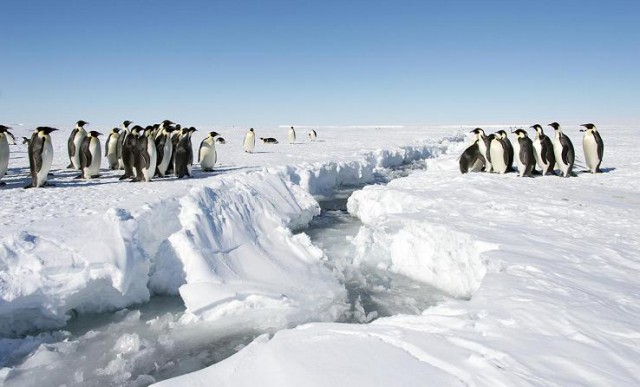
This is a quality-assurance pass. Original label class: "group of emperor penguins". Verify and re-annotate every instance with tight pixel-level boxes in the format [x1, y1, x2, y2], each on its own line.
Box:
[0, 121, 318, 188]
[459, 122, 604, 177]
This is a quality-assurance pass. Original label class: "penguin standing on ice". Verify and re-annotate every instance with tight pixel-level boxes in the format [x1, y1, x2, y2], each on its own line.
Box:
[243, 128, 256, 153]
[513, 129, 535, 177]
[120, 125, 142, 180]
[288, 126, 296, 144]
[580, 123, 604, 173]
[488, 133, 509, 174]
[27, 127, 59, 188]
[308, 129, 317, 141]
[133, 127, 157, 182]
[105, 128, 121, 170]
[459, 140, 485, 174]
[549, 122, 575, 178]
[530, 124, 556, 175]
[0, 125, 13, 185]
[155, 120, 176, 177]
[470, 128, 492, 172]
[496, 130, 514, 172]
[116, 120, 133, 170]
[198, 131, 219, 172]
[79, 131, 102, 179]
[67, 120, 88, 169]
[175, 127, 197, 178]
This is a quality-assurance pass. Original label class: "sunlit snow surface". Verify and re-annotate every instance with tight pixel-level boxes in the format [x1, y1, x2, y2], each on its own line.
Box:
[2, 124, 639, 386]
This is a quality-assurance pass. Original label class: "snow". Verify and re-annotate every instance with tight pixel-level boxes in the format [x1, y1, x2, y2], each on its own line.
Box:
[2, 123, 639, 386]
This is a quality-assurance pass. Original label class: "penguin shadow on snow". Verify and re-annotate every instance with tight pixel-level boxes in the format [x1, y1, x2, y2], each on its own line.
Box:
[580, 167, 616, 174]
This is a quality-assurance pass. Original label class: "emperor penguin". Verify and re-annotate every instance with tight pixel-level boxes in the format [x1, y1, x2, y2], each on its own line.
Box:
[459, 140, 486, 174]
[496, 130, 514, 172]
[513, 129, 535, 177]
[530, 124, 556, 175]
[175, 127, 197, 178]
[27, 127, 59, 188]
[308, 129, 317, 141]
[198, 131, 219, 172]
[155, 121, 176, 177]
[67, 120, 88, 169]
[549, 122, 575, 178]
[79, 131, 102, 179]
[580, 123, 604, 173]
[243, 128, 256, 153]
[470, 128, 492, 172]
[105, 128, 121, 170]
[133, 127, 157, 182]
[119, 124, 142, 180]
[0, 125, 13, 185]
[288, 126, 296, 144]
[215, 137, 226, 144]
[488, 133, 509, 174]
[116, 120, 133, 169]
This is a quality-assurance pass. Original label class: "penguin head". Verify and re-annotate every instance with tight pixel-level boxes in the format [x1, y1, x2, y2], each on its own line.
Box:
[250, 128, 254, 132]
[530, 124, 543, 132]
[580, 123, 596, 132]
[76, 120, 89, 128]
[122, 120, 133, 129]
[496, 130, 508, 139]
[131, 125, 144, 135]
[189, 127, 197, 133]
[22, 137, 30, 144]
[487, 133, 497, 141]
[112, 128, 121, 133]
[548, 122, 560, 131]
[0, 124, 11, 132]
[37, 127, 59, 135]
[514, 129, 529, 138]
[161, 120, 174, 128]
[209, 131, 219, 138]
[89, 131, 102, 137]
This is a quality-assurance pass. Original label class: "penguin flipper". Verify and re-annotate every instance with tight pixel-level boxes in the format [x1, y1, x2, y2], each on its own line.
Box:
[594, 131, 604, 161]
[68, 129, 77, 162]
[80, 139, 92, 169]
[142, 150, 151, 169]
[30, 135, 45, 182]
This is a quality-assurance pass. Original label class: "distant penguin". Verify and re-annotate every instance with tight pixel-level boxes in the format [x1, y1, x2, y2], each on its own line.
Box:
[79, 131, 102, 179]
[0, 125, 13, 185]
[175, 127, 196, 178]
[119, 125, 142, 180]
[513, 129, 535, 177]
[308, 129, 317, 141]
[116, 120, 133, 170]
[260, 137, 279, 144]
[580, 123, 604, 173]
[530, 124, 556, 175]
[243, 128, 256, 153]
[288, 126, 296, 144]
[155, 120, 176, 177]
[215, 137, 226, 144]
[67, 120, 88, 170]
[22, 137, 30, 145]
[27, 127, 59, 188]
[105, 128, 121, 170]
[198, 131, 219, 172]
[496, 130, 514, 172]
[549, 122, 575, 178]
[470, 128, 492, 172]
[488, 133, 509, 174]
[459, 140, 486, 174]
[133, 127, 157, 182]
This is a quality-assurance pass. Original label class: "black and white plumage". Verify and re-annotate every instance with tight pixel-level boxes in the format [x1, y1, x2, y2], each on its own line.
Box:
[215, 137, 226, 144]
[530, 124, 556, 176]
[260, 137, 279, 144]
[513, 129, 535, 177]
[308, 129, 317, 141]
[198, 131, 219, 172]
[580, 123, 604, 173]
[79, 131, 102, 179]
[459, 140, 486, 174]
[67, 120, 88, 170]
[132, 127, 157, 182]
[549, 122, 575, 178]
[174, 127, 197, 178]
[488, 133, 509, 174]
[119, 125, 142, 180]
[470, 128, 492, 172]
[243, 128, 256, 153]
[105, 128, 121, 170]
[116, 120, 133, 170]
[496, 130, 514, 172]
[0, 125, 13, 185]
[155, 121, 176, 177]
[27, 127, 59, 188]
[288, 126, 296, 144]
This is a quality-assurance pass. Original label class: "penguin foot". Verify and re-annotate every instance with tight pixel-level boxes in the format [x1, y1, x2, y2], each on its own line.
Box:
[43, 182, 56, 187]
[48, 172, 54, 176]
[74, 175, 84, 180]
[67, 163, 73, 169]
[119, 174, 132, 181]
[91, 174, 101, 178]
[0, 182, 6, 186]
[130, 178, 143, 183]
[23, 184, 33, 189]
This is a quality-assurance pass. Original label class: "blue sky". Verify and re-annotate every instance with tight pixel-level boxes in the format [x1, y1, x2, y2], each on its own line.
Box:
[1, 0, 638, 127]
